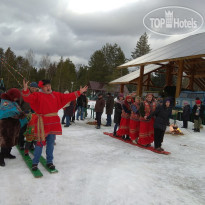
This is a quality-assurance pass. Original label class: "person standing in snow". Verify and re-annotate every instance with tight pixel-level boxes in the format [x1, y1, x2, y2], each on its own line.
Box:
[105, 93, 114, 126]
[22, 79, 88, 171]
[129, 96, 141, 144]
[76, 92, 87, 120]
[181, 102, 191, 129]
[23, 82, 39, 156]
[94, 93, 105, 129]
[113, 93, 124, 136]
[0, 88, 27, 166]
[138, 94, 156, 147]
[146, 99, 172, 151]
[64, 100, 75, 127]
[117, 95, 133, 140]
[192, 100, 204, 132]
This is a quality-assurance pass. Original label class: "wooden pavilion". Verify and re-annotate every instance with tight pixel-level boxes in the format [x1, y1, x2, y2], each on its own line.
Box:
[110, 32, 205, 99]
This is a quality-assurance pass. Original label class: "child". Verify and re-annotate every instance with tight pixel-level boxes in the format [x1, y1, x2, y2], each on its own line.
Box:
[192, 100, 204, 132]
[182, 102, 190, 128]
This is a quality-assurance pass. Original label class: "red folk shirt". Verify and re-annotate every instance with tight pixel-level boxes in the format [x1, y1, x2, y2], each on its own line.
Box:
[22, 89, 81, 144]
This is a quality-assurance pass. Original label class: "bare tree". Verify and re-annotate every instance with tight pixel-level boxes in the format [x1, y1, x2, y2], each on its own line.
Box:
[39, 53, 51, 79]
[25, 49, 36, 78]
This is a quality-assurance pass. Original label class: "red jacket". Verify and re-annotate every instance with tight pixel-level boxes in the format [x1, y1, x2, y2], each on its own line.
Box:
[22, 89, 81, 145]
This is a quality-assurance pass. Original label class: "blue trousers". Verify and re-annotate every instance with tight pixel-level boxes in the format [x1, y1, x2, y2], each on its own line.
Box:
[32, 134, 55, 165]
[76, 106, 84, 120]
[66, 116, 70, 126]
[114, 123, 119, 133]
[106, 114, 112, 125]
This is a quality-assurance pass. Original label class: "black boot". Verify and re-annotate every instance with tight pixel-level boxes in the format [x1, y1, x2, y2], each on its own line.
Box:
[32, 164, 38, 171]
[2, 147, 16, 159]
[47, 163, 55, 170]
[113, 132, 116, 136]
[0, 152, 5, 167]
[30, 141, 35, 150]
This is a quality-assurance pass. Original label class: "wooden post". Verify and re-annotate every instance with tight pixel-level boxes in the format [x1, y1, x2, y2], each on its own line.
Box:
[175, 60, 184, 100]
[120, 84, 124, 93]
[187, 68, 195, 90]
[137, 65, 144, 96]
[147, 73, 150, 90]
[165, 65, 173, 86]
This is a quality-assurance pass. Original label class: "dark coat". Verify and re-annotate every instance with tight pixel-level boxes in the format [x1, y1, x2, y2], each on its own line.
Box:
[148, 104, 172, 131]
[182, 104, 191, 121]
[0, 118, 20, 147]
[64, 101, 74, 117]
[192, 104, 204, 120]
[114, 100, 123, 124]
[95, 98, 105, 113]
[77, 95, 87, 108]
[106, 96, 114, 115]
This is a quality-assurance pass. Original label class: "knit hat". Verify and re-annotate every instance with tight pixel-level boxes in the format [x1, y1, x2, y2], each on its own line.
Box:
[1, 88, 21, 102]
[38, 79, 51, 88]
[118, 93, 124, 98]
[196, 100, 201, 104]
[64, 90, 69, 94]
[165, 98, 171, 103]
[30, 82, 38, 88]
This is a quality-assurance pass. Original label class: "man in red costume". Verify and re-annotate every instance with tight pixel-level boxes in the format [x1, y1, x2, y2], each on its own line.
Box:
[22, 79, 87, 171]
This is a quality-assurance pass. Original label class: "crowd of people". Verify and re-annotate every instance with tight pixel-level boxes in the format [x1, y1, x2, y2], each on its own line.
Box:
[92, 92, 204, 152]
[0, 80, 204, 169]
[0, 79, 87, 170]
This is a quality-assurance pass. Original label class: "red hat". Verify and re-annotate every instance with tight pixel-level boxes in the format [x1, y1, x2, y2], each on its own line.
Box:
[195, 100, 201, 104]
[1, 88, 21, 102]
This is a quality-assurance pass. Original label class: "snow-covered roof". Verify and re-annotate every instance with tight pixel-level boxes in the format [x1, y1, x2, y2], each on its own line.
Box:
[110, 63, 166, 84]
[118, 32, 205, 68]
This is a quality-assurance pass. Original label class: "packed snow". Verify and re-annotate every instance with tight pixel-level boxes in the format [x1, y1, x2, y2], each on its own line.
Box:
[0, 109, 205, 205]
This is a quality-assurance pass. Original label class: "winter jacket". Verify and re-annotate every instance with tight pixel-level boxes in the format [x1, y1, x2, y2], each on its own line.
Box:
[192, 104, 204, 120]
[64, 101, 74, 117]
[77, 95, 87, 108]
[148, 104, 172, 131]
[95, 98, 105, 113]
[114, 100, 123, 124]
[106, 96, 114, 115]
[182, 104, 191, 121]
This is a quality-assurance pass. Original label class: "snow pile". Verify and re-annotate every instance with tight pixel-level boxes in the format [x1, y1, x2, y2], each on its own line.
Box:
[0, 109, 204, 205]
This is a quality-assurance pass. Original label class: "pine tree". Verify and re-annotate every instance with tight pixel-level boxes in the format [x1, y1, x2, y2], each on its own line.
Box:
[131, 32, 151, 59]
[88, 43, 128, 83]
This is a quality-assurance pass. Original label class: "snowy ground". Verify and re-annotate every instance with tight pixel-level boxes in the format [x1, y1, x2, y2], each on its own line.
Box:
[0, 109, 205, 205]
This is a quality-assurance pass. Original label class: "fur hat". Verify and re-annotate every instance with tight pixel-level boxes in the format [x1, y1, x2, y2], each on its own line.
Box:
[118, 93, 124, 98]
[1, 88, 21, 102]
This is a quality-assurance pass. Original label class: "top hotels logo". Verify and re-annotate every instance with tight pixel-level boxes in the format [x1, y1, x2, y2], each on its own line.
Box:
[143, 6, 204, 36]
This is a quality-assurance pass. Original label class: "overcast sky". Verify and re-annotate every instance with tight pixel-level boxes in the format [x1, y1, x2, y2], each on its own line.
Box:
[0, 0, 205, 66]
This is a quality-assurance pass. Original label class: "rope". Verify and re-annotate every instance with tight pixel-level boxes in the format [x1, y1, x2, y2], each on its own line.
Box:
[0, 57, 25, 79]
[0, 57, 25, 87]
[2, 62, 22, 87]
